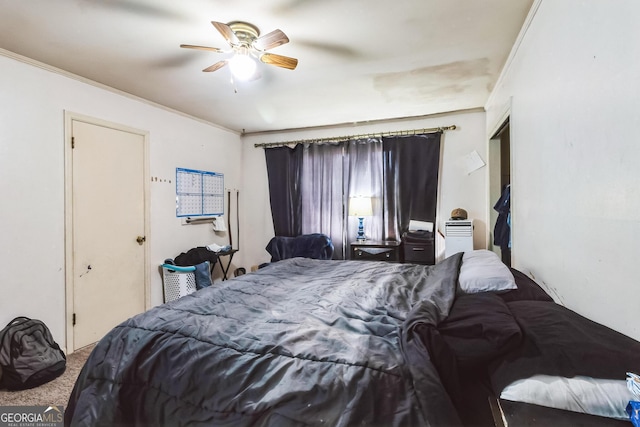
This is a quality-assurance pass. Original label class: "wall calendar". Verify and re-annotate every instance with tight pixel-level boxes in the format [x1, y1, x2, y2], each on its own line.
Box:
[176, 168, 224, 217]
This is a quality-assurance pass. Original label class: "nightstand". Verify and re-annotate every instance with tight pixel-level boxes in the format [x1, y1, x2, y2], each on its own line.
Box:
[350, 240, 401, 262]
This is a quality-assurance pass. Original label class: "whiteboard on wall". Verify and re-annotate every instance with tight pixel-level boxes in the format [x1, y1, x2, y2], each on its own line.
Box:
[175, 168, 224, 217]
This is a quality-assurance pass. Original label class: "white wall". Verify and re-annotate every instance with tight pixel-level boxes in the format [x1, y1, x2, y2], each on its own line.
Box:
[486, 0, 640, 340]
[240, 109, 488, 268]
[0, 53, 242, 348]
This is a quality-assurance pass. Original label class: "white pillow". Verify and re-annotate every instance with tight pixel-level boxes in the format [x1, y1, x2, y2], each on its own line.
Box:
[457, 250, 517, 294]
[501, 375, 636, 420]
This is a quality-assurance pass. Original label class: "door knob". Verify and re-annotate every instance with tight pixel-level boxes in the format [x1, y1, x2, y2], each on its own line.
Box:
[136, 236, 146, 245]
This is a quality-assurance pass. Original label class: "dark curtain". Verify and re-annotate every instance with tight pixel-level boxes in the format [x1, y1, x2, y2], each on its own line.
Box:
[344, 139, 384, 249]
[383, 133, 441, 241]
[264, 145, 303, 237]
[301, 143, 346, 258]
[264, 132, 442, 247]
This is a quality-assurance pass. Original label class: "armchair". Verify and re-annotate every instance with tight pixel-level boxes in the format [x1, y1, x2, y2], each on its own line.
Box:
[265, 233, 334, 262]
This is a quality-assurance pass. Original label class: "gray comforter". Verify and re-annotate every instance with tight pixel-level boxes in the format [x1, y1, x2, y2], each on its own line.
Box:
[66, 254, 463, 426]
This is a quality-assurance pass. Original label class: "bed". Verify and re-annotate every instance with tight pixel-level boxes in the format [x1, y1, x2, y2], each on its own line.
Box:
[66, 253, 466, 426]
[485, 295, 640, 426]
[65, 250, 640, 426]
[435, 262, 640, 426]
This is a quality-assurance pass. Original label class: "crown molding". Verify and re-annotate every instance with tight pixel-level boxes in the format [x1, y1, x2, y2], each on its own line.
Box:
[0, 47, 239, 135]
[485, 0, 543, 109]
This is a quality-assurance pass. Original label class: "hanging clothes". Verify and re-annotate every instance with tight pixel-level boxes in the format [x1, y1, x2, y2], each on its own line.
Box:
[493, 185, 511, 251]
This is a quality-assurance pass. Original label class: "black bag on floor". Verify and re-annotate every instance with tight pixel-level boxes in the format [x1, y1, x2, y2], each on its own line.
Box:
[0, 317, 66, 390]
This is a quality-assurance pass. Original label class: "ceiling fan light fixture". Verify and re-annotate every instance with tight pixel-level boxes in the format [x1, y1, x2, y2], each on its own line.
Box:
[181, 20, 297, 82]
[229, 53, 257, 81]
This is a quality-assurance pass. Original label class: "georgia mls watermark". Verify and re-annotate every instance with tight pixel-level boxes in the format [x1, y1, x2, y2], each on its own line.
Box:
[0, 406, 63, 427]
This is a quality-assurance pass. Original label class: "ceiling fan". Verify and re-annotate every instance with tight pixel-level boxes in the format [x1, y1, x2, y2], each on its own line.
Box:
[180, 21, 298, 81]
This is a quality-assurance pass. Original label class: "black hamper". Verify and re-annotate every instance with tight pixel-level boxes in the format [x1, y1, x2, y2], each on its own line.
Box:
[402, 230, 435, 265]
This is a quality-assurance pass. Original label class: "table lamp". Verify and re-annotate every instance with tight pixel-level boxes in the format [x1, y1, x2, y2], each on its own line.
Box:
[349, 196, 373, 241]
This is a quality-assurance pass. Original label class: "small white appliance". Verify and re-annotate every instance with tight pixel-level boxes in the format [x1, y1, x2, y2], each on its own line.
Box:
[444, 219, 474, 258]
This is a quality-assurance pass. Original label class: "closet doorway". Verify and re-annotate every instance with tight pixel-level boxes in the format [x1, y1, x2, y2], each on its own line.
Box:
[488, 118, 511, 266]
[65, 113, 150, 352]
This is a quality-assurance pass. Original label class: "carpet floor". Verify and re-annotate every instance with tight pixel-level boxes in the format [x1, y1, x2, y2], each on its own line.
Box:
[0, 344, 95, 407]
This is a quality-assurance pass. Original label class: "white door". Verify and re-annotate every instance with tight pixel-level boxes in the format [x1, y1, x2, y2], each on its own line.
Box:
[70, 118, 147, 350]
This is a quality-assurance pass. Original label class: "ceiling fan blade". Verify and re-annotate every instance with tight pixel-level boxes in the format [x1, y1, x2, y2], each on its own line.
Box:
[180, 44, 224, 53]
[253, 29, 289, 51]
[212, 21, 239, 45]
[260, 53, 298, 70]
[203, 60, 228, 72]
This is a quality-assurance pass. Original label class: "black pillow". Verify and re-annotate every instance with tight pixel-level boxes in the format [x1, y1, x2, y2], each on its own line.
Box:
[499, 268, 554, 302]
[490, 300, 640, 393]
[438, 293, 522, 369]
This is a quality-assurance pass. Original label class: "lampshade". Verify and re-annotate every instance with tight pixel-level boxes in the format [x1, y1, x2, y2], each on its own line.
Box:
[229, 53, 257, 81]
[348, 196, 373, 217]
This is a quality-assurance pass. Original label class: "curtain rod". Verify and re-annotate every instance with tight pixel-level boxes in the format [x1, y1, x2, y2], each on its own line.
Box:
[254, 125, 457, 149]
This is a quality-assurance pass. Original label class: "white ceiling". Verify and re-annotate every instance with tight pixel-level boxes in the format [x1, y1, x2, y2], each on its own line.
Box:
[0, 0, 533, 134]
